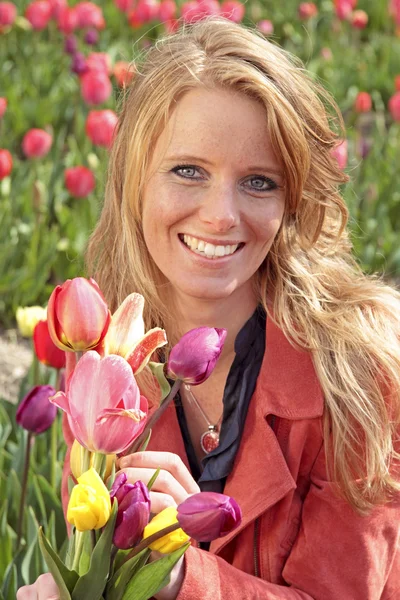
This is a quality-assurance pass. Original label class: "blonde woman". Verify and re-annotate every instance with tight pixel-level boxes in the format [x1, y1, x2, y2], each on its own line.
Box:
[18, 17, 400, 600]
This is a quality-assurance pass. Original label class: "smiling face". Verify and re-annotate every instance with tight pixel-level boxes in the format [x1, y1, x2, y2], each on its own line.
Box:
[141, 87, 285, 309]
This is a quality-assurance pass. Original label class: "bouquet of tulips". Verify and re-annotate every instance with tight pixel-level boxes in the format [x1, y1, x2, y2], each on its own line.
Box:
[15, 277, 241, 600]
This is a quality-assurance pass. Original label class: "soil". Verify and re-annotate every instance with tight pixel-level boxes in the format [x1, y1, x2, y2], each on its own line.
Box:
[0, 330, 32, 403]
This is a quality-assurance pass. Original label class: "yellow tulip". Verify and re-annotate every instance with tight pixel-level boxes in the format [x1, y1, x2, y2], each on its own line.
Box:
[70, 439, 116, 481]
[16, 306, 47, 338]
[67, 467, 111, 531]
[143, 506, 190, 553]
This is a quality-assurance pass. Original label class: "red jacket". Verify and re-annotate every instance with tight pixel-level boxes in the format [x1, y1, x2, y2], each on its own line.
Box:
[147, 318, 400, 599]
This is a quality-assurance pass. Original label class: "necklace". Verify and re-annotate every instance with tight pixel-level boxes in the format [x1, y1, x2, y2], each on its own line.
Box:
[183, 384, 223, 454]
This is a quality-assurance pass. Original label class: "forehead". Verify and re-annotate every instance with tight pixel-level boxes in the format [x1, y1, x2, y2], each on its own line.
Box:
[149, 87, 279, 169]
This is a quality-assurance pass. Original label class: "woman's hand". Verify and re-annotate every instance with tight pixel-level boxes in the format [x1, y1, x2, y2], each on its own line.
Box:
[16, 573, 59, 600]
[118, 451, 200, 513]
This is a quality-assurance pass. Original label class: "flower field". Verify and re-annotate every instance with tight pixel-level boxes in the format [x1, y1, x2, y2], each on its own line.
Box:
[0, 0, 400, 329]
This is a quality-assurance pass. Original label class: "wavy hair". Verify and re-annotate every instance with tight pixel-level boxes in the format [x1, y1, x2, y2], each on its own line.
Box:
[86, 17, 400, 513]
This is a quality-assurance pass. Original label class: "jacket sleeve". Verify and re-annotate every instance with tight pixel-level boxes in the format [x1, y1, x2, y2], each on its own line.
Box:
[177, 446, 400, 600]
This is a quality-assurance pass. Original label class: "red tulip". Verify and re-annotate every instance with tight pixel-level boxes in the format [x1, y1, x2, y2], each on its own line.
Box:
[0, 149, 12, 180]
[114, 0, 134, 12]
[389, 92, 400, 121]
[47, 277, 111, 352]
[298, 2, 318, 19]
[0, 97, 7, 118]
[64, 166, 95, 198]
[16, 385, 57, 434]
[395, 75, 400, 92]
[354, 92, 372, 113]
[351, 9, 368, 28]
[80, 70, 112, 105]
[51, 351, 148, 453]
[331, 139, 348, 170]
[85, 110, 118, 149]
[219, 0, 244, 22]
[56, 5, 78, 33]
[86, 51, 112, 75]
[25, 0, 52, 30]
[0, 1, 17, 26]
[22, 129, 52, 158]
[33, 320, 66, 369]
[257, 19, 274, 35]
[74, 1, 105, 29]
[158, 0, 176, 21]
[334, 0, 356, 21]
[113, 61, 135, 87]
[177, 492, 242, 542]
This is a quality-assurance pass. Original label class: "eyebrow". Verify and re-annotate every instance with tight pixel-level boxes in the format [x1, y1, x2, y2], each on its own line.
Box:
[164, 154, 283, 176]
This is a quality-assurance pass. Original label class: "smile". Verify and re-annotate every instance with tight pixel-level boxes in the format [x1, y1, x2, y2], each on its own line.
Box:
[179, 234, 244, 258]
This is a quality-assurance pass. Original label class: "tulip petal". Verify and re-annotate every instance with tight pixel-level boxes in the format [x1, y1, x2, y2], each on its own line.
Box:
[125, 328, 168, 374]
[47, 285, 71, 351]
[49, 390, 70, 413]
[105, 293, 145, 356]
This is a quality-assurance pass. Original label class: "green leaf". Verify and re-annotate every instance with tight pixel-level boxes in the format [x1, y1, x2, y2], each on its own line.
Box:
[38, 527, 79, 599]
[137, 430, 152, 453]
[146, 468, 160, 492]
[121, 543, 189, 600]
[71, 501, 118, 600]
[148, 362, 171, 403]
[106, 549, 150, 600]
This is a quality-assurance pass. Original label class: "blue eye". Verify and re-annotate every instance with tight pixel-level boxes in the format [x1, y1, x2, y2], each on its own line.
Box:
[171, 165, 201, 179]
[244, 176, 278, 192]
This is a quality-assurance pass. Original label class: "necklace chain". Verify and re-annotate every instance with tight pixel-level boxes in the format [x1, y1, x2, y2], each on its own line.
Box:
[183, 384, 223, 454]
[183, 384, 223, 428]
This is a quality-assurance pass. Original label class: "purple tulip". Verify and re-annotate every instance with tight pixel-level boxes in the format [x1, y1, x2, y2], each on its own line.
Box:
[110, 472, 151, 549]
[64, 35, 78, 55]
[71, 52, 88, 75]
[166, 327, 227, 385]
[177, 492, 242, 542]
[84, 28, 99, 45]
[16, 385, 57, 434]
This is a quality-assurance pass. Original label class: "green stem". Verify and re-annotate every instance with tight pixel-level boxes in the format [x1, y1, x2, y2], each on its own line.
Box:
[128, 380, 182, 454]
[17, 431, 33, 548]
[72, 530, 85, 573]
[31, 340, 40, 386]
[123, 523, 181, 563]
[92, 452, 105, 474]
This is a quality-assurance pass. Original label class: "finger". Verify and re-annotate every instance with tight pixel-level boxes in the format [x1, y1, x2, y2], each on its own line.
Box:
[16, 585, 37, 600]
[37, 573, 59, 600]
[119, 452, 200, 494]
[149, 490, 176, 513]
[120, 467, 189, 505]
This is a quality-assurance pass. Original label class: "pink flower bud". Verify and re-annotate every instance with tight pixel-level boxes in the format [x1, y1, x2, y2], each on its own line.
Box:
[389, 91, 400, 121]
[113, 60, 135, 87]
[167, 327, 227, 385]
[86, 51, 112, 75]
[334, 0, 356, 20]
[219, 0, 245, 22]
[331, 139, 348, 170]
[0, 149, 12, 180]
[298, 2, 318, 20]
[320, 47, 333, 61]
[257, 19, 273, 35]
[85, 109, 118, 149]
[56, 5, 78, 33]
[354, 91, 372, 113]
[177, 492, 242, 542]
[33, 320, 66, 370]
[80, 70, 112, 105]
[181, 0, 219, 23]
[0, 1, 17, 26]
[128, 0, 159, 25]
[64, 166, 95, 197]
[158, 0, 176, 21]
[47, 277, 110, 352]
[114, 0, 134, 12]
[110, 473, 151, 549]
[16, 385, 57, 434]
[25, 0, 52, 30]
[395, 75, 400, 91]
[351, 9, 368, 28]
[47, 0, 66, 20]
[22, 129, 52, 158]
[75, 1, 105, 29]
[0, 97, 7, 118]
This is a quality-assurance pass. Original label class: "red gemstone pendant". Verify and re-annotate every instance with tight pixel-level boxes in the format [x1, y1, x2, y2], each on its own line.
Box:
[200, 426, 220, 454]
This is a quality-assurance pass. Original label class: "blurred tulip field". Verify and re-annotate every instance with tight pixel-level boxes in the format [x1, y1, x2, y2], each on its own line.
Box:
[1, 0, 400, 330]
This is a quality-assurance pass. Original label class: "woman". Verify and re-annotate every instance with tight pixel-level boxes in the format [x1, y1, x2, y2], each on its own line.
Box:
[18, 17, 400, 599]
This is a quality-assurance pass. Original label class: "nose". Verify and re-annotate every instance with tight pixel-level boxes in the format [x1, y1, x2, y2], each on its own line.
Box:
[197, 183, 240, 232]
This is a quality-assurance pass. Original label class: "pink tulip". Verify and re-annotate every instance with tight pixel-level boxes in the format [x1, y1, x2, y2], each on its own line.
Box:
[22, 129, 52, 158]
[351, 9, 368, 28]
[395, 75, 400, 91]
[0, 1, 17, 26]
[85, 109, 118, 148]
[86, 52, 112, 75]
[158, 0, 176, 21]
[320, 47, 333, 60]
[128, 0, 159, 25]
[257, 19, 274, 35]
[25, 0, 52, 30]
[50, 351, 148, 454]
[47, 277, 110, 352]
[114, 0, 134, 12]
[65, 166, 95, 197]
[219, 0, 245, 22]
[0, 149, 12, 180]
[390, 0, 400, 26]
[331, 139, 348, 170]
[0, 97, 7, 118]
[113, 61, 135, 87]
[389, 92, 400, 121]
[334, 0, 356, 20]
[74, 1, 105, 29]
[354, 91, 372, 113]
[47, 0, 66, 20]
[56, 5, 78, 33]
[99, 293, 167, 374]
[80, 70, 112, 105]
[298, 2, 318, 20]
[181, 0, 219, 23]
[177, 492, 241, 542]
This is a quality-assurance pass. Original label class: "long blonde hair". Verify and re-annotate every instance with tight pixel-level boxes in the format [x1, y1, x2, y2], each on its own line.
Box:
[86, 17, 400, 513]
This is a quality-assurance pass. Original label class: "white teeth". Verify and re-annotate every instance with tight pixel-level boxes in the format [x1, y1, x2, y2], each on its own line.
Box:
[181, 234, 240, 258]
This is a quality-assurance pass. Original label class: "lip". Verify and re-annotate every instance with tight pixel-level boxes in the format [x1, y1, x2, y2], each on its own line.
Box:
[179, 233, 244, 246]
[178, 235, 244, 262]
